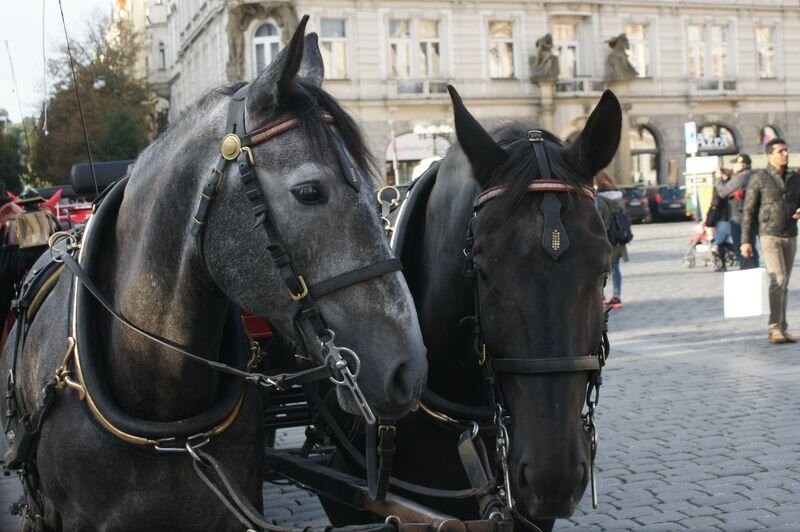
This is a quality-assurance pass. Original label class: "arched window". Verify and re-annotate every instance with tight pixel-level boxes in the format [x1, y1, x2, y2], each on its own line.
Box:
[630, 125, 660, 185]
[759, 125, 781, 148]
[253, 22, 281, 74]
[696, 124, 738, 155]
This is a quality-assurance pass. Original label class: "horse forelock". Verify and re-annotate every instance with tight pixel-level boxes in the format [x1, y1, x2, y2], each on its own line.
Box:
[478, 123, 587, 232]
[288, 82, 378, 180]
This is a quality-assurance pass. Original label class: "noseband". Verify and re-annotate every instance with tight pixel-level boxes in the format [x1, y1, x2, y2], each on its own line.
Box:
[191, 84, 403, 425]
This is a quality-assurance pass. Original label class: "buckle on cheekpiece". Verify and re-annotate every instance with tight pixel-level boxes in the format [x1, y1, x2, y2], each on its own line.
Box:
[528, 130, 544, 142]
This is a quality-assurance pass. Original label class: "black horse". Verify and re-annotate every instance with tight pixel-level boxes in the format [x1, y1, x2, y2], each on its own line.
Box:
[323, 86, 621, 531]
[0, 18, 427, 531]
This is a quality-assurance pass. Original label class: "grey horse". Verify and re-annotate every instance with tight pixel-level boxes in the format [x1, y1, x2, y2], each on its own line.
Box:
[1, 17, 426, 531]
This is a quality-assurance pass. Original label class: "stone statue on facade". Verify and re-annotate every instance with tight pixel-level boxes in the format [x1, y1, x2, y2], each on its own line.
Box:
[529, 33, 560, 82]
[604, 33, 638, 81]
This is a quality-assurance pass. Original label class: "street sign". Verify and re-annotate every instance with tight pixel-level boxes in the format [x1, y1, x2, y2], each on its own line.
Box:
[684, 121, 698, 155]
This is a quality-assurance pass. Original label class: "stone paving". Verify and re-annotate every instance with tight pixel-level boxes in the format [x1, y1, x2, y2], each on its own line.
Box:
[2, 220, 799, 531]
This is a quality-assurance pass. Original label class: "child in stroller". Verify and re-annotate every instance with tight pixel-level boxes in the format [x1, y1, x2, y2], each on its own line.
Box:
[682, 220, 737, 269]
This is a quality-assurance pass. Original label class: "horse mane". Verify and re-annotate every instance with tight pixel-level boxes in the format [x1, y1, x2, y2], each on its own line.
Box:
[479, 122, 587, 232]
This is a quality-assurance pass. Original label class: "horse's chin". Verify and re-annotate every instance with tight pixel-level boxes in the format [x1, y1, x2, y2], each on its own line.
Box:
[514, 496, 581, 520]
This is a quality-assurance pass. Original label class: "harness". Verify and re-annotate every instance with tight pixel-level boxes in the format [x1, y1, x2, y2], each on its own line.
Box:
[3, 82, 409, 531]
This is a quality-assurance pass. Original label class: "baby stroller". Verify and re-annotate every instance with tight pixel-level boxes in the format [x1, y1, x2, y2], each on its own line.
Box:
[682, 221, 737, 269]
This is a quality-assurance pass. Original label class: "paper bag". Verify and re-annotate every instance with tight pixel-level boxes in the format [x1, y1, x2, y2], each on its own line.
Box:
[724, 267, 769, 318]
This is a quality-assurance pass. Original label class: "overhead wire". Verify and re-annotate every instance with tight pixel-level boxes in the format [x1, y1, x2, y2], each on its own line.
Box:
[57, 0, 99, 197]
[3, 40, 33, 176]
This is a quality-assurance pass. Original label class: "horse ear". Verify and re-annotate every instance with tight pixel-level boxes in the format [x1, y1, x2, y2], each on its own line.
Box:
[298, 33, 324, 87]
[246, 15, 309, 117]
[566, 90, 622, 180]
[448, 85, 507, 187]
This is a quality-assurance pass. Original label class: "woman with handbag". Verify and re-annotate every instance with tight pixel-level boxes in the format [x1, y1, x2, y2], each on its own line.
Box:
[708, 168, 734, 272]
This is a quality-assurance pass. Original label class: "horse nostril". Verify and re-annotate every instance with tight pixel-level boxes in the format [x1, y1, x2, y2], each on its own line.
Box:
[518, 463, 533, 492]
[385, 361, 413, 405]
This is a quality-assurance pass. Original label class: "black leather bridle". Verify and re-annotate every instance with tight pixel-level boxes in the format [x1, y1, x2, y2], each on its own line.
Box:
[191, 83, 405, 426]
[422, 130, 610, 513]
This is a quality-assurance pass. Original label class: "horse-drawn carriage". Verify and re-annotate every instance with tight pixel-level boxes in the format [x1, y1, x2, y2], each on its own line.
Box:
[1, 16, 618, 532]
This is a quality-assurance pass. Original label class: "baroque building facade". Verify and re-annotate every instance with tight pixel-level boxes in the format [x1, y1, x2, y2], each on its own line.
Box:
[138, 0, 800, 186]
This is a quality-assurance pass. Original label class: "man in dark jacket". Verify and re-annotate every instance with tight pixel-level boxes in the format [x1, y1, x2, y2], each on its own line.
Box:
[716, 153, 756, 268]
[741, 138, 800, 344]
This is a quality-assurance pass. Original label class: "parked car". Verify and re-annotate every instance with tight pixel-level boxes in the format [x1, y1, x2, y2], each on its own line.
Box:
[620, 186, 650, 223]
[644, 185, 692, 222]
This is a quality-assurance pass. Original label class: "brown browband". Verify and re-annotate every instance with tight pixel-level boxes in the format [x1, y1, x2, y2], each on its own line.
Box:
[248, 111, 336, 146]
[476, 179, 595, 208]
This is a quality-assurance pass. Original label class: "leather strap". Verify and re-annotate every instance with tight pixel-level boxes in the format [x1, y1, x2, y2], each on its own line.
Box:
[492, 356, 601, 375]
[540, 193, 569, 260]
[303, 384, 492, 500]
[309, 259, 401, 299]
[527, 130, 552, 179]
[476, 180, 594, 208]
[420, 388, 494, 423]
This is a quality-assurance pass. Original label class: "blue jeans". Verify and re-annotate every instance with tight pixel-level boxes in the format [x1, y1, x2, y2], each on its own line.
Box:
[734, 222, 761, 268]
[611, 255, 622, 298]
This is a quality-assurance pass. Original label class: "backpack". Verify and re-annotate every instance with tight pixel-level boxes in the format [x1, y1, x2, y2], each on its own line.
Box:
[607, 207, 634, 246]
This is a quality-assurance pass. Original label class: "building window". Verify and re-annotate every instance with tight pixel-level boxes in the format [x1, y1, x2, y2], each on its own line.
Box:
[625, 23, 649, 78]
[756, 26, 775, 79]
[709, 26, 727, 79]
[687, 24, 729, 79]
[418, 20, 441, 79]
[631, 126, 659, 185]
[158, 42, 166, 70]
[320, 19, 348, 79]
[389, 20, 411, 78]
[389, 19, 441, 80]
[552, 23, 578, 78]
[488, 21, 515, 78]
[253, 22, 281, 74]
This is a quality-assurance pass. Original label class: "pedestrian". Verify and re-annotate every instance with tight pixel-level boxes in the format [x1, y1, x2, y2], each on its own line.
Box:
[709, 167, 735, 271]
[715, 153, 757, 268]
[595, 172, 628, 309]
[741, 138, 800, 344]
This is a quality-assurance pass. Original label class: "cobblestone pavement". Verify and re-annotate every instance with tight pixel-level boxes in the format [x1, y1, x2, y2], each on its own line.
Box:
[2, 221, 799, 531]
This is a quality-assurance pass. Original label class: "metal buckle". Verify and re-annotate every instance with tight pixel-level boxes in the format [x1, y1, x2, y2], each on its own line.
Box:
[528, 130, 544, 143]
[288, 275, 309, 301]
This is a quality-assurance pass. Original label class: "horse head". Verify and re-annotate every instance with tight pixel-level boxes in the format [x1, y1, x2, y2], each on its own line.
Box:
[448, 86, 621, 519]
[193, 17, 427, 420]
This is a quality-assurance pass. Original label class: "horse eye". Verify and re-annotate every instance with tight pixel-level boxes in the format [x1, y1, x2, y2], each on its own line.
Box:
[291, 182, 325, 205]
